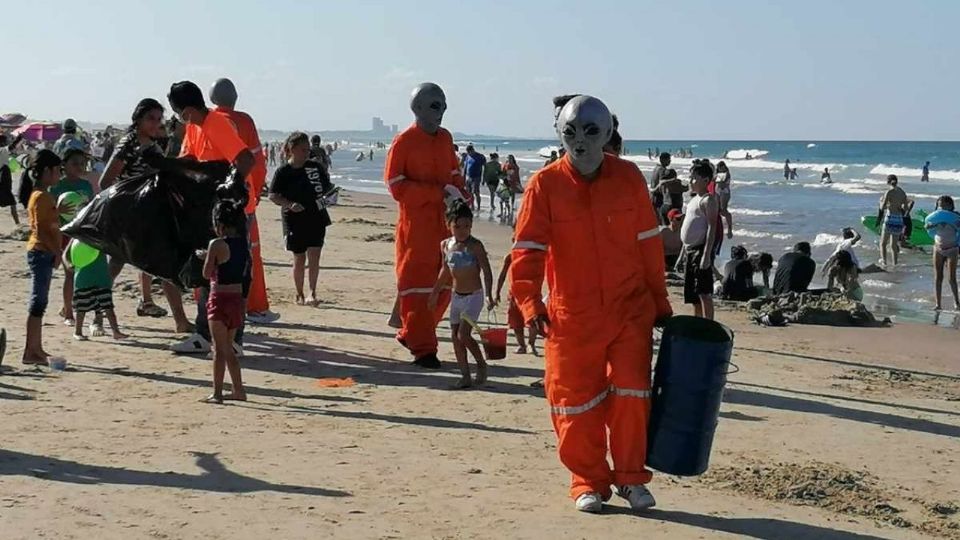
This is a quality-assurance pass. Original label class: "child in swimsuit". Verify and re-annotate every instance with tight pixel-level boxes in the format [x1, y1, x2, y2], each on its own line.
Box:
[428, 201, 495, 389]
[200, 200, 249, 404]
[925, 195, 960, 310]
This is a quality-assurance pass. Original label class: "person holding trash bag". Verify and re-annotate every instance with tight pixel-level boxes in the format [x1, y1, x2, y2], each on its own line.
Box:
[166, 81, 255, 356]
[510, 96, 672, 514]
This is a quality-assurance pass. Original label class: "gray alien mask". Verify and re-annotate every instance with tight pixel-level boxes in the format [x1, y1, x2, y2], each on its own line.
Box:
[556, 95, 613, 177]
[410, 82, 447, 135]
[210, 78, 238, 109]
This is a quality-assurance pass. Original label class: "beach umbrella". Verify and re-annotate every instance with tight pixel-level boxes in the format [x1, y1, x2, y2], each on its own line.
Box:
[0, 112, 26, 127]
[12, 122, 63, 142]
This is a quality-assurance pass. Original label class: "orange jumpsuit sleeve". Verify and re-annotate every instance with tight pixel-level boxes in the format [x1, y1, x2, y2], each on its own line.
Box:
[383, 137, 444, 208]
[633, 169, 673, 318]
[240, 114, 267, 214]
[510, 173, 550, 322]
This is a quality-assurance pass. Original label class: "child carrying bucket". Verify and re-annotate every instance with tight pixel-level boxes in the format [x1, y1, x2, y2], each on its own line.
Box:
[495, 244, 538, 356]
[428, 201, 496, 389]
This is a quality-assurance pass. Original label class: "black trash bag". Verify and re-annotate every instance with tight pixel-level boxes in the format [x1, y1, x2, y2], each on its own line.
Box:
[62, 158, 235, 288]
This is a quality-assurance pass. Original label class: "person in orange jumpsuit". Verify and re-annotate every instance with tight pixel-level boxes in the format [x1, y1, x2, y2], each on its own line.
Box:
[384, 82, 468, 369]
[510, 96, 673, 513]
[209, 78, 272, 321]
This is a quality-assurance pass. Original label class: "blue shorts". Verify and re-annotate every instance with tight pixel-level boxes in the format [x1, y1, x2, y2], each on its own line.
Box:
[884, 214, 905, 235]
[27, 250, 55, 317]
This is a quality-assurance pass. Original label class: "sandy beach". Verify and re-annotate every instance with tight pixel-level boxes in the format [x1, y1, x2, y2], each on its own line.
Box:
[1, 189, 958, 540]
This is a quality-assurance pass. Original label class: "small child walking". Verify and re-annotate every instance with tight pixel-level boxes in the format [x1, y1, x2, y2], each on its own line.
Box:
[201, 200, 249, 404]
[20, 150, 63, 365]
[428, 201, 495, 389]
[50, 148, 95, 326]
[495, 248, 537, 355]
[65, 239, 127, 341]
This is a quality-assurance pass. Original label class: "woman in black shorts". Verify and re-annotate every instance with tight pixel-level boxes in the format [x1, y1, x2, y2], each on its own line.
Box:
[269, 131, 335, 306]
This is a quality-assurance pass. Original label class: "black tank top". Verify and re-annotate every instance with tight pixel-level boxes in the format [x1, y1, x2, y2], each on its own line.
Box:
[214, 236, 249, 286]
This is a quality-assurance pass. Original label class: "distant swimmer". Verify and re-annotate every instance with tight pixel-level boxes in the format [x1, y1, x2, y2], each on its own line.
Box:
[544, 150, 558, 168]
[790, 168, 798, 180]
[783, 159, 791, 181]
[369, 149, 374, 161]
[921, 161, 930, 182]
[821, 167, 832, 184]
[355, 152, 365, 162]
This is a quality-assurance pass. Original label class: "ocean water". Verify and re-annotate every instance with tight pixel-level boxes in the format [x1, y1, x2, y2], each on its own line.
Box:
[317, 139, 960, 327]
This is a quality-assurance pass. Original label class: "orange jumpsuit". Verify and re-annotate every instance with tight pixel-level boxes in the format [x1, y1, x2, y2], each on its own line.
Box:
[384, 125, 466, 358]
[215, 106, 270, 314]
[510, 155, 672, 500]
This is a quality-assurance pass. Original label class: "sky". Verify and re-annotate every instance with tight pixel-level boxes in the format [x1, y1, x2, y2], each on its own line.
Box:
[3, 0, 959, 140]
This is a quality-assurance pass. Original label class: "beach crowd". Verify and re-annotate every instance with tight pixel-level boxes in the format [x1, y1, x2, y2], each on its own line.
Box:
[1, 80, 959, 514]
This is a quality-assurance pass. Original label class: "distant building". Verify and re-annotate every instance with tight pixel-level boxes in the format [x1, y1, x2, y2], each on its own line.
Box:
[391, 124, 398, 134]
[372, 117, 385, 132]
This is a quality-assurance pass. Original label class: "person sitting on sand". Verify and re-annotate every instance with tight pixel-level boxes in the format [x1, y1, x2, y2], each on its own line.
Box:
[21, 150, 63, 366]
[269, 132, 335, 306]
[773, 242, 816, 295]
[495, 239, 538, 356]
[428, 201, 495, 389]
[65, 239, 127, 341]
[721, 245, 760, 301]
[748, 252, 774, 291]
[200, 200, 249, 404]
[661, 209, 683, 270]
[925, 195, 960, 311]
[826, 249, 863, 301]
[878, 174, 908, 267]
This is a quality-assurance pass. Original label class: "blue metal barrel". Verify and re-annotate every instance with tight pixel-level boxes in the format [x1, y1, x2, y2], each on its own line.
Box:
[646, 316, 734, 476]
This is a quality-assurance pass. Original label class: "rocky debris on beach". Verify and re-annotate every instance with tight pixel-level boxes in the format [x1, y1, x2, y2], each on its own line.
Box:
[1, 225, 30, 241]
[748, 291, 891, 327]
[363, 233, 395, 243]
[702, 460, 960, 538]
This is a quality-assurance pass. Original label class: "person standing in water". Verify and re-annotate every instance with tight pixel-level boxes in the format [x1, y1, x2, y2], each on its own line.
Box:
[713, 161, 733, 238]
[878, 174, 909, 267]
[924, 195, 960, 311]
[921, 161, 930, 183]
[821, 167, 832, 184]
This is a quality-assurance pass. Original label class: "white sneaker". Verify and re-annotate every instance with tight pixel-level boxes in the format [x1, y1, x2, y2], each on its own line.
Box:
[246, 311, 279, 324]
[575, 492, 603, 513]
[170, 333, 211, 354]
[618, 484, 656, 511]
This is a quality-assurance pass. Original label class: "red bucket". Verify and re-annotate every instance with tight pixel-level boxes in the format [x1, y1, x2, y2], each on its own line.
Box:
[481, 328, 507, 360]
